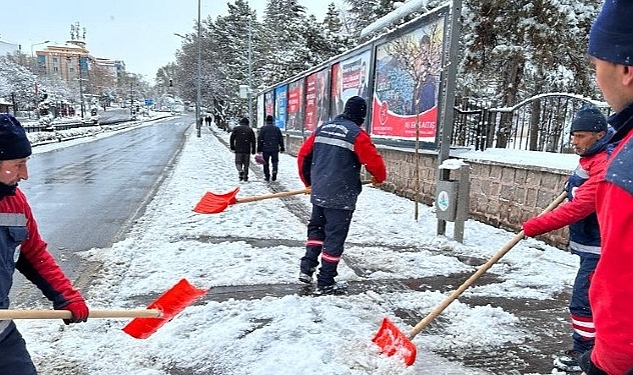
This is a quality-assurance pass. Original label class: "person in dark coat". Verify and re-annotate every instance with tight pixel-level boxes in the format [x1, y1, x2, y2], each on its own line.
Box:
[229, 117, 256, 181]
[297, 96, 387, 295]
[522, 105, 611, 372]
[257, 115, 285, 181]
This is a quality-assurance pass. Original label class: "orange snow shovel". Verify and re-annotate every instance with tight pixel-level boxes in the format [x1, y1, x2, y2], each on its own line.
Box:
[372, 190, 568, 366]
[193, 186, 310, 214]
[0, 278, 208, 339]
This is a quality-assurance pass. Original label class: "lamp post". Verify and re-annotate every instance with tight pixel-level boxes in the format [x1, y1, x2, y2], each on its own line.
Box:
[77, 56, 85, 118]
[30, 40, 49, 73]
[195, 0, 202, 138]
[30, 40, 49, 57]
[248, 15, 253, 127]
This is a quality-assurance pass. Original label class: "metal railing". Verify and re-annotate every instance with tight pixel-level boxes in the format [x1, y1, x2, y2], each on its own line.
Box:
[451, 93, 610, 153]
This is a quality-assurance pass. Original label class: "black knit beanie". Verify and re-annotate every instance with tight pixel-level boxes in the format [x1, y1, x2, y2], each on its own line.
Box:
[343, 96, 367, 125]
[570, 105, 608, 134]
[0, 114, 32, 160]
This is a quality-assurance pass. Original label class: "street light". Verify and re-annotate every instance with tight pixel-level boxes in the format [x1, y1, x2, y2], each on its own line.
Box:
[195, 0, 202, 138]
[174, 33, 189, 40]
[30, 40, 50, 57]
[247, 15, 253, 127]
[30, 40, 49, 74]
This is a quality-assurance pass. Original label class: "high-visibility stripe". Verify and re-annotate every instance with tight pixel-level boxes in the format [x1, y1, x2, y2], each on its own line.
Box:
[0, 213, 26, 227]
[0, 319, 11, 336]
[571, 315, 595, 338]
[314, 136, 353, 151]
[306, 239, 323, 247]
[321, 252, 340, 263]
[570, 241, 601, 255]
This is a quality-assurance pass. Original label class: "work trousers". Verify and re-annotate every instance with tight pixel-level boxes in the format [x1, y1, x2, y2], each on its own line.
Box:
[0, 322, 37, 375]
[569, 250, 599, 353]
[300, 205, 354, 287]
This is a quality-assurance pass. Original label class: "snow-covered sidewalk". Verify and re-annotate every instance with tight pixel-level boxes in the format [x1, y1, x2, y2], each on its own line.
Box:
[19, 121, 578, 374]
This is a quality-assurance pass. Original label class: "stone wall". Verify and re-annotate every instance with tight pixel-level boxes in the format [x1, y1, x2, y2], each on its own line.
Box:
[285, 134, 571, 250]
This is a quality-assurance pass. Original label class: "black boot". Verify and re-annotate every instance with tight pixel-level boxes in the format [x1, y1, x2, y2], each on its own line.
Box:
[272, 172, 277, 181]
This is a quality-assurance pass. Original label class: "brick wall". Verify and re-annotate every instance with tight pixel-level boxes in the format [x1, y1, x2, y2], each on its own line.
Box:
[286, 134, 571, 250]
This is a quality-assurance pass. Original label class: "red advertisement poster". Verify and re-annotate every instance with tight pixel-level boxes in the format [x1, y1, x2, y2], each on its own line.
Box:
[304, 73, 318, 132]
[371, 17, 444, 141]
[287, 79, 304, 131]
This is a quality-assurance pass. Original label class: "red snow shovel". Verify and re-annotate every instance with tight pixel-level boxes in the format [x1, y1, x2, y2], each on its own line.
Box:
[193, 186, 311, 214]
[372, 190, 568, 366]
[194, 180, 374, 214]
[0, 278, 208, 339]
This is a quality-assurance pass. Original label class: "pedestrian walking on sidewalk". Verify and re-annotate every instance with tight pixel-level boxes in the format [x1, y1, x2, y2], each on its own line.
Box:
[579, 2, 633, 374]
[522, 105, 611, 373]
[229, 117, 256, 182]
[297, 96, 387, 295]
[0, 114, 89, 374]
[257, 115, 285, 182]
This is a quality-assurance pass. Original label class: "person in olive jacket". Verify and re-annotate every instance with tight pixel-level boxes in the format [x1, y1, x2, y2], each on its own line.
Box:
[257, 115, 285, 181]
[229, 117, 256, 182]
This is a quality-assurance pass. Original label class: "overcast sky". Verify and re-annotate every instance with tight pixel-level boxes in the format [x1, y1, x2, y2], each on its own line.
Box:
[0, 0, 336, 81]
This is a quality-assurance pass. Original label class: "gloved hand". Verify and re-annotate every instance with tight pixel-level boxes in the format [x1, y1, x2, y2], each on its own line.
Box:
[57, 299, 89, 325]
[371, 176, 382, 187]
[522, 217, 544, 238]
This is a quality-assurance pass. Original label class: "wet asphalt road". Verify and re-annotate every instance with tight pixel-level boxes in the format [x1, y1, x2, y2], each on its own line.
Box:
[12, 115, 192, 305]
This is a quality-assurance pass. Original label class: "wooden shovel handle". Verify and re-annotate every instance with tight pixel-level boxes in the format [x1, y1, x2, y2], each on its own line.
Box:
[235, 180, 373, 204]
[0, 309, 162, 319]
[407, 190, 568, 339]
[236, 188, 310, 203]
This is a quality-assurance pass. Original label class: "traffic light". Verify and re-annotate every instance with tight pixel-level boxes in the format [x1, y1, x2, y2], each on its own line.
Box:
[169, 79, 173, 87]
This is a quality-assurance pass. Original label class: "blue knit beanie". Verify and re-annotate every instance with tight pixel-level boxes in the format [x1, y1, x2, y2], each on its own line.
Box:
[588, 0, 633, 65]
[0, 114, 32, 160]
[570, 105, 608, 134]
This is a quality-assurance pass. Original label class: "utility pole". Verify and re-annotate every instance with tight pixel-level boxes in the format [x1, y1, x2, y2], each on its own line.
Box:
[78, 56, 85, 118]
[248, 15, 253, 126]
[195, 0, 202, 138]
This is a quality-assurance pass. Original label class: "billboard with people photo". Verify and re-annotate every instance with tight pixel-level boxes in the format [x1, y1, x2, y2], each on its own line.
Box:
[304, 68, 330, 132]
[286, 78, 304, 132]
[264, 91, 274, 117]
[371, 13, 445, 142]
[274, 85, 287, 130]
[330, 50, 372, 119]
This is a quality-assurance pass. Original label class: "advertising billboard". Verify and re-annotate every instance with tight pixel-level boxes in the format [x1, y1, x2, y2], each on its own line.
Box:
[287, 78, 304, 132]
[371, 14, 445, 142]
[330, 50, 372, 118]
[304, 68, 330, 132]
[274, 85, 287, 129]
[264, 91, 275, 118]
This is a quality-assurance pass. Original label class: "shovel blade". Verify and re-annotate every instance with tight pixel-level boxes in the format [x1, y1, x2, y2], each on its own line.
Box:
[122, 279, 208, 339]
[193, 188, 240, 214]
[371, 317, 417, 366]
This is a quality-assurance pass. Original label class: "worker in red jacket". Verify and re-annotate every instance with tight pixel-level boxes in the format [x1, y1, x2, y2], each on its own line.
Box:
[0, 114, 89, 374]
[522, 105, 611, 372]
[297, 96, 387, 295]
[579, 1, 633, 373]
